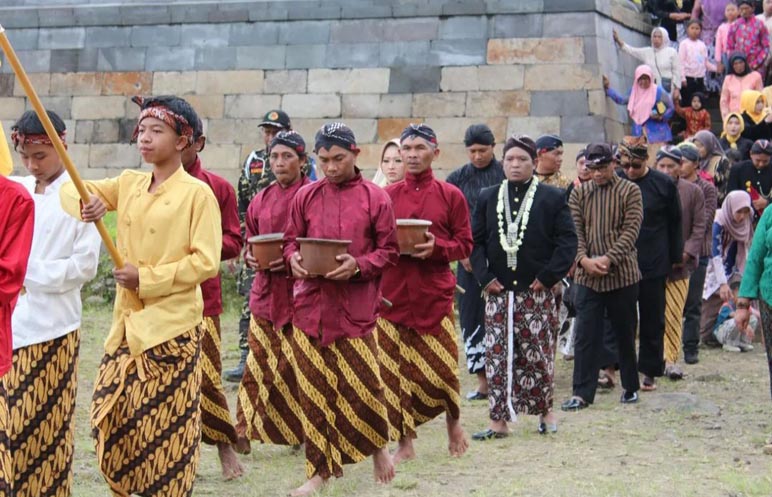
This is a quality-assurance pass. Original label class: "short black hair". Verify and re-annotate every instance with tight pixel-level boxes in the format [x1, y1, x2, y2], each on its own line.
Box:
[134, 95, 199, 138]
[11, 109, 66, 150]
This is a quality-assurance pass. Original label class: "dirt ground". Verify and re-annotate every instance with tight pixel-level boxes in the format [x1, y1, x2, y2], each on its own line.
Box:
[71, 308, 772, 497]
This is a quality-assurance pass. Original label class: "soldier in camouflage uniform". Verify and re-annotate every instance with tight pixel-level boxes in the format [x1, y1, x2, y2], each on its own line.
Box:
[225, 109, 317, 381]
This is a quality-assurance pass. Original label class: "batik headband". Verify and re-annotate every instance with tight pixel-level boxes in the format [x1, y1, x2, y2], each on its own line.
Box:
[535, 134, 563, 152]
[506, 134, 537, 160]
[10, 129, 66, 150]
[314, 122, 358, 153]
[618, 136, 649, 160]
[400, 123, 438, 146]
[751, 139, 772, 155]
[677, 142, 700, 162]
[270, 130, 306, 156]
[130, 96, 194, 144]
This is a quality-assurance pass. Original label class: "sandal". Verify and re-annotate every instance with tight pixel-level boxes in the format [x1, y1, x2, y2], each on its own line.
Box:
[641, 376, 657, 391]
[665, 365, 684, 381]
[598, 371, 615, 389]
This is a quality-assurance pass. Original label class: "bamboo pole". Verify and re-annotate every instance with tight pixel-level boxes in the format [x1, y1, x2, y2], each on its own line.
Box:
[0, 25, 142, 309]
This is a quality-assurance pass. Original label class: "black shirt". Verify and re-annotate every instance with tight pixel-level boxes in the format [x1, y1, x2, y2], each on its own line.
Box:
[727, 160, 772, 215]
[446, 159, 506, 216]
[620, 168, 683, 279]
[720, 136, 753, 163]
[471, 180, 577, 292]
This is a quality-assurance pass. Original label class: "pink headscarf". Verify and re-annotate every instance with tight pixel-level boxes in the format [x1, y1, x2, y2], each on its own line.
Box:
[715, 190, 753, 271]
[627, 65, 658, 126]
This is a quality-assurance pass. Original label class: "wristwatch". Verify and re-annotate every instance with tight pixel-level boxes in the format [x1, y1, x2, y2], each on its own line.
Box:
[353, 265, 361, 278]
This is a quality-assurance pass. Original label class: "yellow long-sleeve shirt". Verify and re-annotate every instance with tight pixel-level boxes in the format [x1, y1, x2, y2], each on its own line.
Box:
[60, 167, 222, 356]
[0, 126, 12, 176]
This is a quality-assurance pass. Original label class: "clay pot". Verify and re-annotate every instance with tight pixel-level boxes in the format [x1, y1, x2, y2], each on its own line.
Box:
[396, 219, 432, 255]
[298, 237, 352, 277]
[248, 233, 284, 270]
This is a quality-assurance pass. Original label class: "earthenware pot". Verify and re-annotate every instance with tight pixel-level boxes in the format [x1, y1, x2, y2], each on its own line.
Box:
[297, 237, 352, 276]
[248, 233, 284, 270]
[396, 219, 432, 255]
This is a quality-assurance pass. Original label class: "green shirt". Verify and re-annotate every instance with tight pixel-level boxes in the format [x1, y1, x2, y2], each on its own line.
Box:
[739, 206, 772, 304]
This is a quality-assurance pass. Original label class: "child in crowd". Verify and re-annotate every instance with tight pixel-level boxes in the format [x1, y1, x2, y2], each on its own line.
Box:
[675, 92, 712, 139]
[715, 279, 759, 351]
[716, 2, 740, 74]
[680, 20, 718, 104]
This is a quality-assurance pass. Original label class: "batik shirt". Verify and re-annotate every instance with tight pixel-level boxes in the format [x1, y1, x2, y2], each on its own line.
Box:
[728, 16, 771, 70]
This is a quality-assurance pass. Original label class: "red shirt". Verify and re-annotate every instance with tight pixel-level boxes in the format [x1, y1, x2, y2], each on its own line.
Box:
[380, 168, 473, 335]
[283, 171, 399, 345]
[186, 156, 242, 316]
[246, 176, 311, 328]
[0, 177, 34, 377]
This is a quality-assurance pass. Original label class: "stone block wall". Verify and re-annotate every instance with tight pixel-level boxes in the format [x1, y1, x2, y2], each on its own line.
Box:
[0, 0, 652, 182]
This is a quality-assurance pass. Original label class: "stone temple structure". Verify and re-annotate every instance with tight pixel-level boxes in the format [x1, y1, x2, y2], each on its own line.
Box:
[0, 0, 653, 181]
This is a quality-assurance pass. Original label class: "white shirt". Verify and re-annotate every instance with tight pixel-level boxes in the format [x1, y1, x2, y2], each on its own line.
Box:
[10, 172, 101, 349]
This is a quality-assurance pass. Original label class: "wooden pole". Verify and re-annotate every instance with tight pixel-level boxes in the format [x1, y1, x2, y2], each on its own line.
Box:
[0, 25, 142, 309]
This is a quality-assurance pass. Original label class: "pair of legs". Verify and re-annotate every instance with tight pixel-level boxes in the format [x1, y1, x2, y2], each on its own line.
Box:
[291, 329, 394, 497]
[377, 317, 468, 463]
[570, 283, 640, 405]
[664, 277, 690, 378]
[598, 277, 666, 389]
[458, 267, 488, 398]
[235, 316, 304, 452]
[481, 290, 558, 435]
[683, 257, 708, 362]
[201, 316, 243, 480]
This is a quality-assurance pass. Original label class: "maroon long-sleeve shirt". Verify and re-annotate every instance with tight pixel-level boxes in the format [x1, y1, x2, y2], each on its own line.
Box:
[381, 168, 473, 335]
[0, 177, 34, 377]
[246, 176, 311, 328]
[283, 171, 399, 345]
[186, 156, 242, 316]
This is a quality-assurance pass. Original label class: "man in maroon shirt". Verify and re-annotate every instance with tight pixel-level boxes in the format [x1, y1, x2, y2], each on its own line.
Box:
[378, 124, 473, 465]
[284, 123, 400, 497]
[180, 109, 244, 480]
[0, 175, 34, 497]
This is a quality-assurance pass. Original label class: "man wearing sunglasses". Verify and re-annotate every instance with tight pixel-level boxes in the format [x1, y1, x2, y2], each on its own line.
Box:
[606, 137, 683, 393]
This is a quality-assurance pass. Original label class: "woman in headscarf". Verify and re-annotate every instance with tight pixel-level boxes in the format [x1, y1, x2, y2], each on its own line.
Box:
[739, 90, 772, 141]
[372, 139, 404, 187]
[693, 129, 731, 202]
[604, 65, 675, 144]
[720, 52, 764, 118]
[720, 111, 754, 160]
[701, 190, 754, 347]
[614, 27, 683, 96]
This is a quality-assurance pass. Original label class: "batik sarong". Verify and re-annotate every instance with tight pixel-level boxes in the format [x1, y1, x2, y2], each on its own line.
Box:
[291, 329, 389, 479]
[201, 315, 238, 445]
[236, 315, 303, 445]
[484, 290, 558, 420]
[376, 316, 461, 441]
[6, 331, 79, 497]
[91, 327, 202, 497]
[664, 278, 689, 364]
[0, 380, 12, 497]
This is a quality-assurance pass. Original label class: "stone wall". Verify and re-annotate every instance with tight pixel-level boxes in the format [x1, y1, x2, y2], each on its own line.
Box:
[0, 0, 653, 182]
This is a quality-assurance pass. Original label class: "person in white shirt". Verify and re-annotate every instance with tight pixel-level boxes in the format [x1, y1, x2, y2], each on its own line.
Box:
[757, 0, 772, 42]
[614, 26, 684, 99]
[8, 110, 100, 497]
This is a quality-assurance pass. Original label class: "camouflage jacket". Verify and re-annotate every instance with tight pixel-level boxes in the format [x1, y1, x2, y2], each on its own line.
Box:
[236, 148, 315, 294]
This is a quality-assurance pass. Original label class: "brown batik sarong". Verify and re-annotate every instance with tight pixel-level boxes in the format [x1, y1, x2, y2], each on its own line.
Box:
[376, 315, 461, 441]
[6, 331, 79, 497]
[91, 327, 202, 497]
[0, 379, 12, 497]
[484, 290, 558, 420]
[236, 315, 303, 445]
[291, 328, 389, 479]
[201, 315, 238, 445]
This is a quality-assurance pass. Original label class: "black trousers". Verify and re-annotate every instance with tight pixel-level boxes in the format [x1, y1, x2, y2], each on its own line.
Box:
[572, 283, 640, 404]
[681, 76, 706, 106]
[457, 267, 486, 374]
[682, 257, 708, 356]
[597, 276, 666, 379]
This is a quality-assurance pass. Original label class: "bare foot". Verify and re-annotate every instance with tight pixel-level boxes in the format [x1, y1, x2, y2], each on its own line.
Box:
[234, 436, 251, 455]
[391, 437, 415, 466]
[373, 447, 395, 484]
[218, 442, 245, 481]
[446, 417, 469, 457]
[290, 474, 326, 497]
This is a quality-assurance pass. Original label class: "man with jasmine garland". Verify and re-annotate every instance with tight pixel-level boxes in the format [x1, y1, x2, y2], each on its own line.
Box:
[470, 135, 576, 438]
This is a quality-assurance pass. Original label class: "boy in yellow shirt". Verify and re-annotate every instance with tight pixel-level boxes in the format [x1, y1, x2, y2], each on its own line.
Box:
[60, 95, 222, 497]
